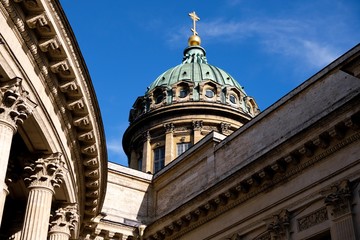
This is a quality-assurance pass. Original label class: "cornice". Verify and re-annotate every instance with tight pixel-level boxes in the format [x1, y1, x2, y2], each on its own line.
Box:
[143, 110, 360, 239]
[0, 0, 107, 227]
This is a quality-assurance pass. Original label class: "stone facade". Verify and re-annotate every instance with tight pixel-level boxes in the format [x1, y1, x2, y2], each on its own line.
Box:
[1, 1, 360, 240]
[94, 44, 360, 240]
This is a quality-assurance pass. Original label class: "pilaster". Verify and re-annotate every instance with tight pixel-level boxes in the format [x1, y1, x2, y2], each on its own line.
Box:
[325, 180, 356, 240]
[0, 78, 35, 226]
[192, 120, 203, 144]
[130, 150, 138, 170]
[142, 131, 152, 173]
[48, 204, 79, 240]
[20, 153, 65, 240]
[164, 123, 174, 165]
[266, 209, 290, 240]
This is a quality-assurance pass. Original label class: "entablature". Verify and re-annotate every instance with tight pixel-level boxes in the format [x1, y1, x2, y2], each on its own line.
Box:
[0, 0, 107, 229]
[143, 105, 360, 240]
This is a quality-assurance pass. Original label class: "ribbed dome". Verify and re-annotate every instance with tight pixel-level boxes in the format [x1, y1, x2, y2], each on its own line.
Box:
[147, 45, 246, 98]
[128, 44, 259, 123]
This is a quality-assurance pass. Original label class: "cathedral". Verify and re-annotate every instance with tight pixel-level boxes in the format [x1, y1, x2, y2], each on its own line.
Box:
[0, 1, 359, 240]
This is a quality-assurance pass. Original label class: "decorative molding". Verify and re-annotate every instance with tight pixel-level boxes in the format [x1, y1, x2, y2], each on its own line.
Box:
[265, 209, 290, 239]
[49, 204, 79, 237]
[192, 120, 203, 130]
[297, 207, 328, 231]
[164, 123, 174, 133]
[25, 12, 49, 29]
[324, 180, 352, 219]
[202, 125, 218, 132]
[50, 59, 69, 73]
[143, 131, 151, 142]
[0, 78, 36, 129]
[144, 112, 360, 239]
[24, 152, 66, 191]
[38, 37, 60, 52]
[220, 122, 231, 134]
[254, 232, 271, 240]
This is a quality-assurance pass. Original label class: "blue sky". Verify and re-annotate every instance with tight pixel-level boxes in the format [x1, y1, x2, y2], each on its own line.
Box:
[60, 0, 360, 166]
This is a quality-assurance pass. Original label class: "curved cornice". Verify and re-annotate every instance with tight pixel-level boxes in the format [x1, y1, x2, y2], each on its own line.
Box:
[0, 0, 107, 226]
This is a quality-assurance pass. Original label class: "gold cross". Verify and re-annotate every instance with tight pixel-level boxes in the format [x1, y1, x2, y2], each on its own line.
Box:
[188, 11, 200, 36]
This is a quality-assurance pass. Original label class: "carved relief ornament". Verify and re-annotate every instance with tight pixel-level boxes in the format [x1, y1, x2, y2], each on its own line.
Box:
[24, 152, 66, 191]
[164, 122, 175, 133]
[0, 78, 36, 129]
[49, 204, 79, 236]
[324, 180, 352, 219]
[192, 120, 203, 130]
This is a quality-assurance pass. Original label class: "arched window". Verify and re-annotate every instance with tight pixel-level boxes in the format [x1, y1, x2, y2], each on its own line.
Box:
[155, 94, 163, 104]
[153, 89, 164, 104]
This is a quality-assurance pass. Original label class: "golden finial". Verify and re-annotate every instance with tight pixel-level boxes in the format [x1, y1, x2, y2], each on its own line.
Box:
[188, 11, 201, 46]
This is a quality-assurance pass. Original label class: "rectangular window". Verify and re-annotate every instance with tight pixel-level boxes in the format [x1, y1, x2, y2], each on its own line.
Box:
[154, 147, 165, 173]
[137, 157, 142, 171]
[177, 142, 192, 156]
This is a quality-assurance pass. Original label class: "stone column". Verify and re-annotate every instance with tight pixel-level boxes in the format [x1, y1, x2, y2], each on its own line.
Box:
[164, 123, 174, 165]
[325, 180, 356, 240]
[0, 78, 35, 225]
[193, 120, 203, 144]
[48, 205, 79, 240]
[142, 131, 152, 173]
[20, 153, 65, 240]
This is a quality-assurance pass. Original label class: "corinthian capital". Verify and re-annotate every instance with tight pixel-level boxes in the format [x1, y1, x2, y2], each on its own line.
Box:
[0, 77, 36, 128]
[164, 122, 174, 133]
[24, 152, 66, 191]
[193, 120, 203, 130]
[324, 180, 352, 219]
[50, 204, 79, 236]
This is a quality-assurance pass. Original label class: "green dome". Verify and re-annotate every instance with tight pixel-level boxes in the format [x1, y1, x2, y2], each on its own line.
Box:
[128, 45, 259, 123]
[147, 46, 246, 98]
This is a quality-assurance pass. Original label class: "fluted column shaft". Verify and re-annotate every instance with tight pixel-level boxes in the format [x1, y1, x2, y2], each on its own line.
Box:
[0, 122, 15, 184]
[48, 229, 70, 240]
[20, 186, 54, 240]
[0, 121, 13, 225]
[0, 78, 35, 226]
